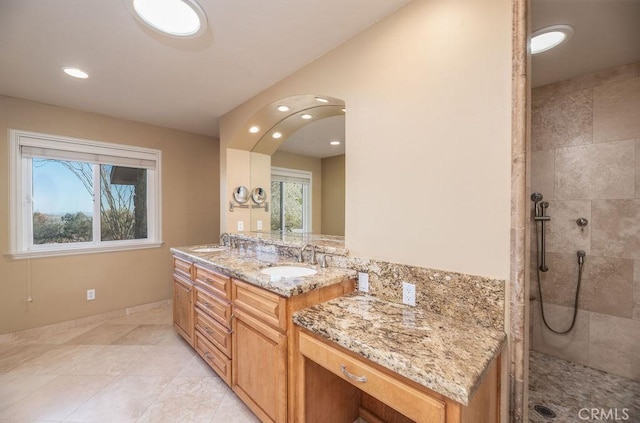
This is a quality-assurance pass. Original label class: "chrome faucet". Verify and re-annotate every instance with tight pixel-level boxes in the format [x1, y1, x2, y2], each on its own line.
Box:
[219, 233, 230, 247]
[298, 244, 317, 265]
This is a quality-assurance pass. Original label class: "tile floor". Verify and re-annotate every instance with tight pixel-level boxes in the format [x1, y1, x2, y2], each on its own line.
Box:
[529, 350, 640, 423]
[0, 305, 260, 423]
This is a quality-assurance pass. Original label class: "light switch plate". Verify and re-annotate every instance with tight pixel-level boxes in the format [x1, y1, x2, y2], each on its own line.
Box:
[87, 289, 96, 301]
[237, 221, 244, 231]
[257, 220, 263, 230]
[358, 272, 369, 292]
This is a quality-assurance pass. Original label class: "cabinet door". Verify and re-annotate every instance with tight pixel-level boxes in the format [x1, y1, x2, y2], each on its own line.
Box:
[232, 308, 287, 423]
[173, 274, 194, 346]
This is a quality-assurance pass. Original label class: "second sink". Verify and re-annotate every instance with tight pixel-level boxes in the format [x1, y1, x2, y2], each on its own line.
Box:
[261, 266, 318, 279]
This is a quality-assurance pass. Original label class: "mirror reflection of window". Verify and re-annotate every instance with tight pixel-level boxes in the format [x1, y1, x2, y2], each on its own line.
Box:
[270, 168, 311, 233]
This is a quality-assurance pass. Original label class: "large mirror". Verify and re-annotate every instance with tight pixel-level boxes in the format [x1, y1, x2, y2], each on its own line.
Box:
[249, 96, 345, 236]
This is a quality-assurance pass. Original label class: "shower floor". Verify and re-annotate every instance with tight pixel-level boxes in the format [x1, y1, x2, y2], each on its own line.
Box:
[529, 351, 640, 422]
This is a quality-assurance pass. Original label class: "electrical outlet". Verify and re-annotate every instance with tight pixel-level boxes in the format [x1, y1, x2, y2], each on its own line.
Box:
[237, 221, 244, 231]
[86, 289, 96, 301]
[402, 282, 415, 306]
[358, 272, 369, 292]
[257, 220, 263, 230]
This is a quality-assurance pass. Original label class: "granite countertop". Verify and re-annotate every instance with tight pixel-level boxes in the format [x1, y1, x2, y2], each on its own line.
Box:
[292, 293, 506, 406]
[170, 245, 357, 297]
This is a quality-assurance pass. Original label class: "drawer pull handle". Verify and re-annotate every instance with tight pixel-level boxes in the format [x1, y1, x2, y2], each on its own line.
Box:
[204, 277, 213, 283]
[340, 365, 368, 383]
[204, 352, 213, 360]
[204, 327, 214, 335]
[204, 302, 213, 308]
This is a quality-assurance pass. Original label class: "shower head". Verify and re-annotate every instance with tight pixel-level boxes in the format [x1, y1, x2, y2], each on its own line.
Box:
[531, 192, 543, 203]
[540, 201, 550, 208]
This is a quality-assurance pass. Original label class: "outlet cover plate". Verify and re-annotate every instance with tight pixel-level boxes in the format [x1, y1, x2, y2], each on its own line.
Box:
[402, 282, 415, 306]
[358, 272, 369, 292]
[87, 289, 96, 301]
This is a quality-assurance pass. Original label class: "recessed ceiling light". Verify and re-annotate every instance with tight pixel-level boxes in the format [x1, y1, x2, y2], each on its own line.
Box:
[62, 67, 89, 79]
[315, 97, 329, 103]
[301, 114, 313, 120]
[249, 126, 260, 133]
[530, 25, 573, 54]
[330, 140, 341, 146]
[276, 105, 290, 112]
[272, 132, 283, 139]
[126, 0, 208, 38]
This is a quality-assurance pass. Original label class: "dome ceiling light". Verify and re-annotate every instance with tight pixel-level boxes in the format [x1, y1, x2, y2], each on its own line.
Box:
[530, 25, 573, 55]
[126, 0, 208, 38]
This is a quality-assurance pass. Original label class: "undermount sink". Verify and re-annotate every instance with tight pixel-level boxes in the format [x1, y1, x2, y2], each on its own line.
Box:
[261, 266, 318, 279]
[192, 246, 226, 253]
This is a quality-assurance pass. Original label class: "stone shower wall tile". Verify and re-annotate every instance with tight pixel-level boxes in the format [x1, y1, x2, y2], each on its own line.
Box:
[530, 149, 554, 200]
[531, 88, 592, 151]
[554, 140, 635, 200]
[530, 300, 590, 366]
[581, 255, 633, 319]
[530, 251, 579, 309]
[592, 199, 640, 259]
[636, 140, 640, 199]
[593, 76, 640, 143]
[634, 260, 640, 321]
[589, 313, 640, 381]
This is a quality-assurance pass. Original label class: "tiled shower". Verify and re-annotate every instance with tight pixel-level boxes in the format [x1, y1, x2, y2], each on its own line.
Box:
[529, 62, 640, 419]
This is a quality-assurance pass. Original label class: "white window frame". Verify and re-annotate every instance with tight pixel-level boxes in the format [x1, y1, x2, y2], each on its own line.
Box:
[8, 129, 163, 259]
[271, 167, 312, 233]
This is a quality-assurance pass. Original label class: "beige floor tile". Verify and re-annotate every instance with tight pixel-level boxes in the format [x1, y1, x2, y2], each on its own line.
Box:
[177, 355, 219, 378]
[211, 389, 261, 423]
[8, 345, 103, 375]
[0, 375, 113, 421]
[137, 376, 227, 423]
[107, 308, 172, 326]
[0, 373, 58, 411]
[65, 324, 137, 345]
[111, 324, 175, 345]
[68, 345, 146, 376]
[0, 344, 56, 373]
[16, 324, 99, 345]
[123, 344, 195, 377]
[157, 328, 191, 347]
[63, 375, 172, 423]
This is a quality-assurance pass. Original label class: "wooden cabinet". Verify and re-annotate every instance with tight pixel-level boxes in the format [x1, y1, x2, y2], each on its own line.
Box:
[173, 258, 195, 347]
[172, 254, 355, 422]
[296, 329, 500, 423]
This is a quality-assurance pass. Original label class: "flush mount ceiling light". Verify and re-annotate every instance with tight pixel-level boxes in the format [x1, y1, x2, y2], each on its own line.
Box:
[62, 67, 89, 79]
[272, 132, 283, 139]
[276, 105, 290, 112]
[249, 126, 260, 134]
[530, 25, 573, 54]
[301, 114, 313, 120]
[126, 0, 208, 38]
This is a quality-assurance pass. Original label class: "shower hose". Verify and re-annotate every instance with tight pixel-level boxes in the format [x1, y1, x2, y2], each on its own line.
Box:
[534, 219, 585, 334]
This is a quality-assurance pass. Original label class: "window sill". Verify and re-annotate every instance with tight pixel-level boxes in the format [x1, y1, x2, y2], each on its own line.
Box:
[6, 241, 165, 260]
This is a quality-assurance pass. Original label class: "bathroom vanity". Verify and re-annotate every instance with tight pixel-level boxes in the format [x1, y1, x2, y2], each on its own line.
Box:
[171, 239, 504, 423]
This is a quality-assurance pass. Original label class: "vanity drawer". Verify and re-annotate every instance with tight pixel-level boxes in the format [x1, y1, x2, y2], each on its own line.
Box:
[195, 308, 232, 358]
[232, 279, 286, 331]
[298, 331, 446, 423]
[195, 286, 232, 326]
[194, 264, 231, 300]
[195, 331, 232, 386]
[173, 256, 193, 279]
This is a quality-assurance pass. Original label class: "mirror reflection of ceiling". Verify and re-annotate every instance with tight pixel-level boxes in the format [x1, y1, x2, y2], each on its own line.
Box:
[279, 115, 345, 159]
[532, 0, 640, 87]
[245, 94, 345, 155]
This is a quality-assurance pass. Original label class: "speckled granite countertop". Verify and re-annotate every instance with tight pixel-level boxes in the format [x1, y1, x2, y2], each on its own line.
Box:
[293, 293, 506, 406]
[170, 245, 356, 297]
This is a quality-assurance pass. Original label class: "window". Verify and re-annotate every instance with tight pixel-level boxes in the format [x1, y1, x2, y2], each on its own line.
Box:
[270, 167, 311, 233]
[9, 130, 162, 258]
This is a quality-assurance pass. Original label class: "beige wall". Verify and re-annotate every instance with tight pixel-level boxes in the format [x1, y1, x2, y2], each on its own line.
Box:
[321, 154, 345, 236]
[220, 0, 512, 279]
[0, 95, 219, 334]
[271, 150, 322, 234]
[530, 63, 640, 380]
